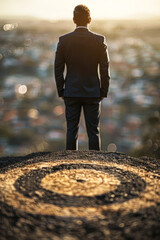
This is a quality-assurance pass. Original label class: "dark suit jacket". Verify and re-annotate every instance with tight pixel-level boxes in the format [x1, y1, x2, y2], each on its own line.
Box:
[54, 27, 110, 98]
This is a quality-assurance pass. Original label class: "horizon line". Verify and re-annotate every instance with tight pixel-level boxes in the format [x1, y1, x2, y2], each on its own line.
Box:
[0, 14, 160, 21]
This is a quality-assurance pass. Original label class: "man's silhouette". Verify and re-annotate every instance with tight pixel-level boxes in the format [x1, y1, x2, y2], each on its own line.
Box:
[54, 5, 110, 150]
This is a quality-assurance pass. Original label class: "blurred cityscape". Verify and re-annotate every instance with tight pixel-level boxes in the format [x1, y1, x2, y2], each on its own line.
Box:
[0, 17, 160, 158]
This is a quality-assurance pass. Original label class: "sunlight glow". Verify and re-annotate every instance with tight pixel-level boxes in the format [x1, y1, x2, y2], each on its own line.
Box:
[0, 0, 159, 20]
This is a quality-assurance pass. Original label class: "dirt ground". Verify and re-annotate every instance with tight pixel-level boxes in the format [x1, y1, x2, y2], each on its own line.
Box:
[0, 150, 160, 240]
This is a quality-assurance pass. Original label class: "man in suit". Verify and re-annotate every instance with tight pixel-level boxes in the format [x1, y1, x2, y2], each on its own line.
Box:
[54, 4, 110, 150]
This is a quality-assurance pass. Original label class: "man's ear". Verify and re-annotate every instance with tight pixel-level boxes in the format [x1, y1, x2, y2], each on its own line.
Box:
[88, 17, 91, 24]
[73, 17, 76, 24]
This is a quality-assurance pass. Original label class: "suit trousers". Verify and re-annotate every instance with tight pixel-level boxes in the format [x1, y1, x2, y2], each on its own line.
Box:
[64, 97, 101, 150]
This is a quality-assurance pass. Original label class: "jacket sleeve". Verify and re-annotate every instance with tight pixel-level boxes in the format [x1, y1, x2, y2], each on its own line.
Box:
[99, 36, 110, 97]
[54, 37, 65, 97]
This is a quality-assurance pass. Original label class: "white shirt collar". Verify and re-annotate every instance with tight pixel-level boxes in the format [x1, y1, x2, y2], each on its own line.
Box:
[76, 26, 88, 29]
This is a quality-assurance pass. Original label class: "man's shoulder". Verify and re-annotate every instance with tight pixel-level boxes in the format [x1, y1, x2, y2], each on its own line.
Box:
[59, 31, 75, 41]
[59, 29, 105, 42]
[88, 30, 105, 43]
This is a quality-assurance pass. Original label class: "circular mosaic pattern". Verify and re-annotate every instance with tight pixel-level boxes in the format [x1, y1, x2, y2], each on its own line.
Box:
[41, 169, 120, 196]
[14, 163, 146, 207]
[0, 156, 159, 219]
[0, 151, 160, 240]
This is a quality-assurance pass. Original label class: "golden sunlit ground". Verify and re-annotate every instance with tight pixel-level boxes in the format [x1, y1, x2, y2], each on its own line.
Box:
[0, 151, 159, 239]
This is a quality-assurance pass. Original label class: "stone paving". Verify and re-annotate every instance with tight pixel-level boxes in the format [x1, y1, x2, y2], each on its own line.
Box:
[0, 151, 160, 240]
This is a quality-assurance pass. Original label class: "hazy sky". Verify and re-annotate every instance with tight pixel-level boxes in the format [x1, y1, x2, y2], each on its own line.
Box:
[0, 0, 160, 20]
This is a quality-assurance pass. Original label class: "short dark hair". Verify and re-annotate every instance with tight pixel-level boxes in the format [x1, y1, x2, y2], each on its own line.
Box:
[73, 5, 91, 26]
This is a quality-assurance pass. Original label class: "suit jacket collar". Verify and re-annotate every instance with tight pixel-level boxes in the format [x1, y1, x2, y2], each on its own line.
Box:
[74, 27, 89, 32]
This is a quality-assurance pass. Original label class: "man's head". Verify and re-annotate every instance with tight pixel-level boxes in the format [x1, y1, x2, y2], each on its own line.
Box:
[73, 5, 91, 26]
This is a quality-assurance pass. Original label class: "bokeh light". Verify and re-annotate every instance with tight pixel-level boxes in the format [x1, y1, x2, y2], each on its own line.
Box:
[18, 85, 27, 95]
[107, 143, 117, 152]
[53, 106, 64, 116]
[28, 109, 39, 119]
[3, 24, 14, 31]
